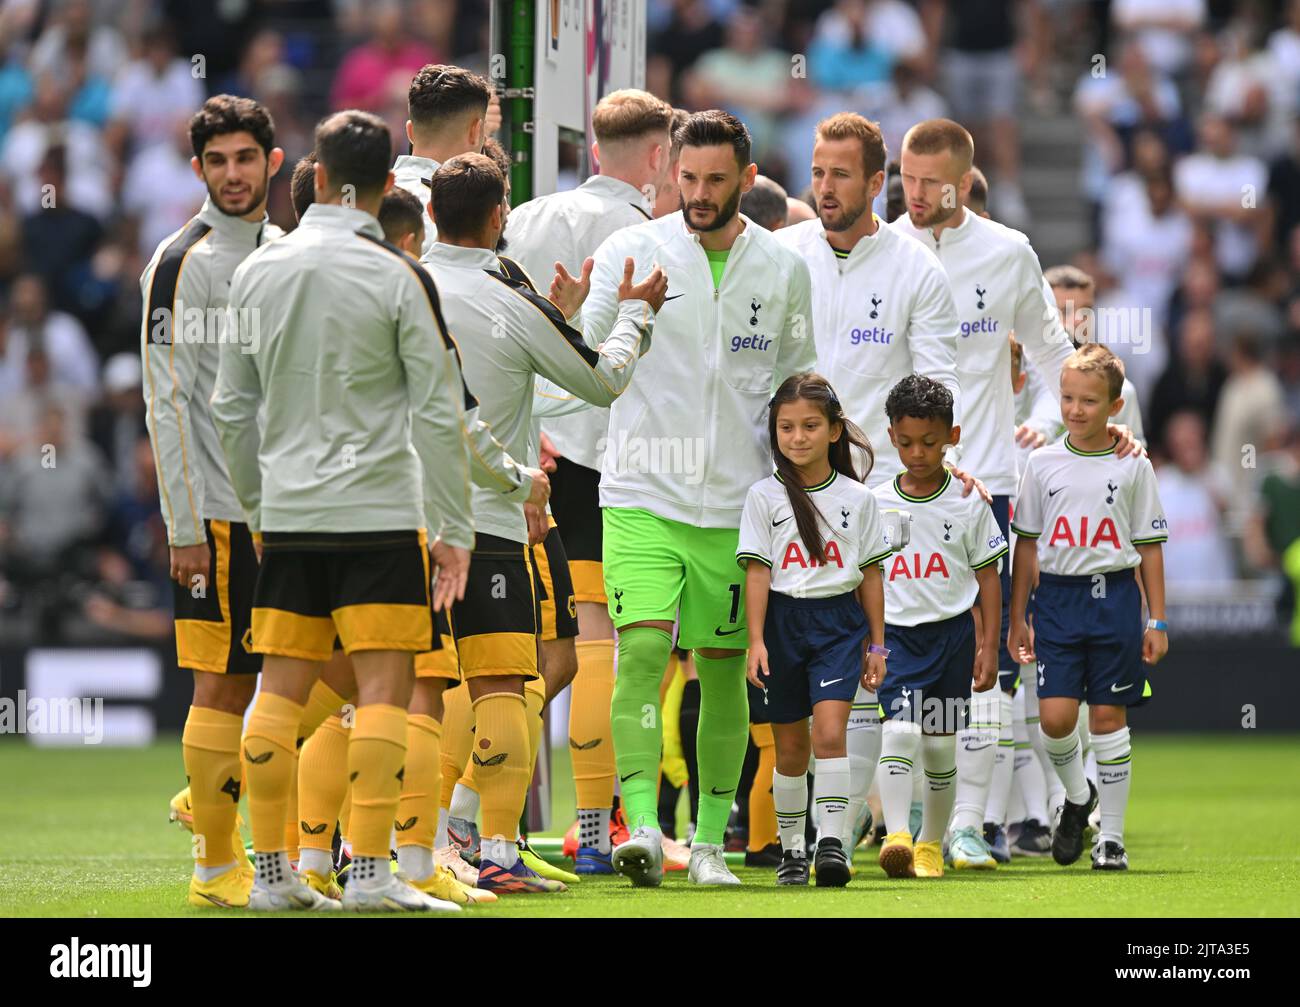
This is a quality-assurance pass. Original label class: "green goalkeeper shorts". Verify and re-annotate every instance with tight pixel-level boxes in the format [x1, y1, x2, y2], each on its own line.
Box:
[602, 506, 746, 651]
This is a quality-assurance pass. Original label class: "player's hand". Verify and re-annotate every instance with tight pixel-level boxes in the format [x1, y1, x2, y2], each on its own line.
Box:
[1109, 423, 1145, 458]
[429, 538, 470, 611]
[863, 651, 886, 692]
[1014, 423, 1047, 450]
[538, 431, 560, 473]
[523, 502, 549, 545]
[523, 467, 551, 509]
[618, 257, 668, 312]
[948, 465, 992, 503]
[1008, 618, 1034, 664]
[746, 643, 770, 688]
[484, 91, 502, 138]
[550, 257, 593, 318]
[169, 543, 211, 589]
[1142, 627, 1168, 665]
[973, 646, 998, 692]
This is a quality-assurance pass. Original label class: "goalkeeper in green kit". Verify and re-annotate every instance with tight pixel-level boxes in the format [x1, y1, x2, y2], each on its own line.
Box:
[574, 110, 816, 886]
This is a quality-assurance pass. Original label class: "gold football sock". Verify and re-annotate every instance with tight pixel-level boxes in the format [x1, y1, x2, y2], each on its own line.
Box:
[242, 692, 302, 853]
[284, 680, 348, 855]
[471, 692, 529, 844]
[439, 683, 473, 809]
[182, 706, 243, 868]
[297, 714, 350, 852]
[525, 674, 546, 772]
[347, 703, 408, 859]
[395, 713, 441, 851]
[748, 722, 778, 852]
[569, 640, 616, 809]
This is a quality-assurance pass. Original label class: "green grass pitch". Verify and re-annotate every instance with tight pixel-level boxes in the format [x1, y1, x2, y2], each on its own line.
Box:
[2, 734, 1297, 917]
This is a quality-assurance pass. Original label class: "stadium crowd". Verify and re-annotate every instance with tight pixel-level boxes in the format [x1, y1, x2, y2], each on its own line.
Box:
[0, 0, 1296, 648]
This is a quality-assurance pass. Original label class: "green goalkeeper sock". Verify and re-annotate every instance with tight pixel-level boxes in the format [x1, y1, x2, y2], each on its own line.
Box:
[692, 651, 750, 846]
[610, 626, 674, 830]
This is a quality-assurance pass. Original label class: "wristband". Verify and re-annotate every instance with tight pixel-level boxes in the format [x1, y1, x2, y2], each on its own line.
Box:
[1145, 619, 1168, 632]
[867, 643, 890, 658]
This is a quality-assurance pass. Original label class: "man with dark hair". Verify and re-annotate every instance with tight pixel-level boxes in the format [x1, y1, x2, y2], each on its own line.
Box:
[289, 153, 317, 222]
[141, 94, 284, 910]
[774, 108, 965, 853]
[392, 63, 494, 255]
[499, 87, 674, 875]
[212, 109, 479, 913]
[578, 108, 817, 888]
[378, 187, 426, 253]
[739, 174, 789, 231]
[652, 107, 692, 218]
[419, 152, 665, 894]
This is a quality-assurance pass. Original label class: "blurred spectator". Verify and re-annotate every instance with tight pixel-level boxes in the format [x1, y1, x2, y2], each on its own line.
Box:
[1075, 38, 1191, 234]
[105, 25, 205, 169]
[1100, 167, 1192, 340]
[121, 116, 205, 257]
[330, 1, 440, 113]
[1173, 113, 1268, 283]
[0, 403, 109, 588]
[868, 62, 947, 166]
[2, 74, 113, 219]
[88, 353, 147, 497]
[0, 345, 86, 459]
[28, 0, 128, 84]
[1267, 120, 1300, 260]
[684, 7, 797, 165]
[1156, 410, 1234, 584]
[806, 0, 913, 93]
[1204, 19, 1295, 161]
[648, 1, 727, 105]
[0, 39, 33, 145]
[1269, 0, 1300, 101]
[82, 437, 171, 641]
[0, 273, 99, 398]
[21, 144, 103, 317]
[1148, 307, 1227, 452]
[1210, 332, 1287, 480]
[1245, 426, 1300, 638]
[924, 0, 1030, 227]
[1111, 0, 1206, 79]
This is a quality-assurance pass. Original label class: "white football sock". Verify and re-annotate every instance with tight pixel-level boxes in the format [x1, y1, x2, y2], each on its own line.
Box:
[578, 807, 612, 853]
[1013, 688, 1048, 824]
[1041, 726, 1090, 805]
[396, 844, 433, 880]
[1091, 727, 1132, 845]
[952, 689, 999, 831]
[773, 769, 809, 854]
[919, 733, 957, 843]
[845, 688, 882, 840]
[254, 850, 293, 888]
[434, 806, 449, 848]
[194, 861, 238, 883]
[877, 719, 920, 835]
[814, 756, 850, 844]
[448, 782, 480, 822]
[986, 691, 1015, 826]
[298, 847, 332, 877]
[480, 837, 518, 868]
[1022, 669, 1064, 813]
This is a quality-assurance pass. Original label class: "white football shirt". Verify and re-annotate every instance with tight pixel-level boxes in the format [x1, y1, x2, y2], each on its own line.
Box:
[872, 471, 1008, 627]
[737, 470, 891, 599]
[1011, 438, 1168, 576]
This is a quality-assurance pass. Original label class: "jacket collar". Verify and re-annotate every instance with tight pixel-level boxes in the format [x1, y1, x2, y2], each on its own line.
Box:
[393, 153, 440, 187]
[423, 242, 499, 271]
[580, 174, 653, 216]
[678, 210, 753, 250]
[197, 197, 271, 245]
[299, 202, 383, 240]
[820, 213, 886, 261]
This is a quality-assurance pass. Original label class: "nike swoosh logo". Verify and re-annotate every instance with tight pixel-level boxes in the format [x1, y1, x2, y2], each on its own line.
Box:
[772, 515, 793, 526]
[710, 786, 735, 796]
[1048, 488, 1063, 497]
[714, 626, 743, 636]
[619, 770, 644, 782]
[819, 677, 843, 687]
[663, 293, 685, 301]
[1110, 682, 1133, 692]
[963, 743, 993, 752]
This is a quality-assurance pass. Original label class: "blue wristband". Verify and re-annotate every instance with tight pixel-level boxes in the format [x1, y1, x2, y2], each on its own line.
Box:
[867, 643, 890, 658]
[1146, 619, 1168, 632]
